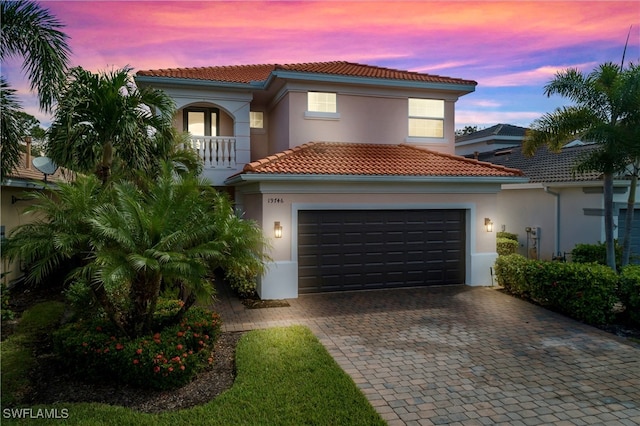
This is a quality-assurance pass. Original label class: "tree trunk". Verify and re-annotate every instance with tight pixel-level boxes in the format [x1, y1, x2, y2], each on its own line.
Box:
[621, 166, 638, 267]
[98, 140, 113, 184]
[91, 283, 127, 336]
[128, 273, 162, 338]
[603, 172, 617, 272]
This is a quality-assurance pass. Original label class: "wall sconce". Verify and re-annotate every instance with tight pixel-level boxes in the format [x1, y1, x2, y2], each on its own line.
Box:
[484, 218, 494, 233]
[274, 221, 283, 238]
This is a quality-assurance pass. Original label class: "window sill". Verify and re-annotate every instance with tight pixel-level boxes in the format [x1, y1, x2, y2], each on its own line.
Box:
[405, 137, 447, 144]
[304, 111, 341, 120]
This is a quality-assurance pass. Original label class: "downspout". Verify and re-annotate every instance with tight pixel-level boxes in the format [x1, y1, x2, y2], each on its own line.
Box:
[544, 186, 560, 256]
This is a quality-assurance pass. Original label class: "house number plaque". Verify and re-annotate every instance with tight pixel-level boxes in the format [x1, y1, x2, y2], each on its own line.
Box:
[268, 198, 284, 204]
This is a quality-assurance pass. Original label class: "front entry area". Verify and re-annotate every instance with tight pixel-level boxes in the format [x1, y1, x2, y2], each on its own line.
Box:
[298, 209, 466, 293]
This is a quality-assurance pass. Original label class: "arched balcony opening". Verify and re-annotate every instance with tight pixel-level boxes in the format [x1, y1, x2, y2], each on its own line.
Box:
[175, 102, 237, 169]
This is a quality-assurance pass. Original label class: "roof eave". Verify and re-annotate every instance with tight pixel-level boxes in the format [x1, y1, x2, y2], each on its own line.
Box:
[225, 173, 527, 185]
[134, 75, 265, 90]
[1, 178, 57, 190]
[271, 70, 476, 94]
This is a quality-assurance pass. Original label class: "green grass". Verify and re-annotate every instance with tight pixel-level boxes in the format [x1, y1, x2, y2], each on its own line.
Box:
[1, 301, 66, 406]
[3, 325, 385, 425]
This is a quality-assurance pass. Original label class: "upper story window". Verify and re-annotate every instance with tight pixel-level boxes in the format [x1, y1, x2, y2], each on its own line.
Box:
[308, 92, 337, 113]
[250, 111, 264, 129]
[184, 107, 218, 136]
[408, 98, 444, 138]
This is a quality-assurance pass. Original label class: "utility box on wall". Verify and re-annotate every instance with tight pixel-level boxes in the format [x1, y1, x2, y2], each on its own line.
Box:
[525, 226, 541, 260]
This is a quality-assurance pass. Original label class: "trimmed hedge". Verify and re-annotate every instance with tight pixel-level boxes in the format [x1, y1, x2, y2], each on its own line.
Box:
[496, 231, 518, 241]
[619, 266, 640, 327]
[571, 241, 622, 270]
[494, 254, 618, 325]
[496, 232, 519, 256]
[494, 254, 530, 297]
[497, 238, 519, 256]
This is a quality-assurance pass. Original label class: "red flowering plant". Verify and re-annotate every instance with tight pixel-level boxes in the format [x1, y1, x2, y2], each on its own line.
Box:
[54, 304, 222, 390]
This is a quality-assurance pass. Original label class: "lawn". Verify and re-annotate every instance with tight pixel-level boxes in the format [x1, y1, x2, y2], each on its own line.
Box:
[2, 323, 385, 425]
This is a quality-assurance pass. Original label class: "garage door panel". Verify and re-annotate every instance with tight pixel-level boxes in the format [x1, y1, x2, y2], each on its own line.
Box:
[298, 209, 466, 293]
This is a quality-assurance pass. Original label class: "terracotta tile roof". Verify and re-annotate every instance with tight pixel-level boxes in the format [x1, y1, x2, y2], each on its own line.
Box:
[477, 143, 602, 183]
[137, 61, 476, 86]
[242, 142, 523, 178]
[4, 153, 71, 184]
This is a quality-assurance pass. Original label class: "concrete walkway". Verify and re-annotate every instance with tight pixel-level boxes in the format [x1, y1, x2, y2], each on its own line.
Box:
[208, 284, 640, 426]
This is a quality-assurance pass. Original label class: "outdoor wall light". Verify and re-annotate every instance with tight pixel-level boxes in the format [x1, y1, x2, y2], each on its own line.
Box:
[274, 221, 283, 238]
[484, 218, 494, 233]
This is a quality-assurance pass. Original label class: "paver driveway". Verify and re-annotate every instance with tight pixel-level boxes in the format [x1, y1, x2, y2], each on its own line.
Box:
[209, 285, 640, 425]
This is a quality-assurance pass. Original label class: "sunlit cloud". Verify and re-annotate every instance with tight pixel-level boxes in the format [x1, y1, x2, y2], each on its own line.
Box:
[2, 0, 637, 130]
[480, 63, 599, 87]
[456, 110, 543, 128]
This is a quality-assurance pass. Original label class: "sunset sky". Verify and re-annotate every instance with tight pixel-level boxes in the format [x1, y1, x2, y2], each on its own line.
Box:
[3, 0, 639, 130]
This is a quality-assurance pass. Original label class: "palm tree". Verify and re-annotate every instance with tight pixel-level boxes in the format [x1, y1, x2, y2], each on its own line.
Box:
[0, 79, 24, 180]
[0, 0, 70, 111]
[524, 62, 640, 271]
[47, 66, 176, 184]
[2, 162, 268, 338]
[0, 0, 70, 179]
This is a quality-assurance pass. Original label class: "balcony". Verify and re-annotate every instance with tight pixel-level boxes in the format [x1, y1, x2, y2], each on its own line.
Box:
[186, 136, 237, 168]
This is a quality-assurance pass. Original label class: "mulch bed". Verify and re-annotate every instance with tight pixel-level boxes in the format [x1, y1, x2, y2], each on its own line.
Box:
[22, 331, 243, 413]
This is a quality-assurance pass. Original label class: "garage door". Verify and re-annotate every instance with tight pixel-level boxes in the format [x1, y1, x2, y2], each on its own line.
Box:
[298, 209, 465, 293]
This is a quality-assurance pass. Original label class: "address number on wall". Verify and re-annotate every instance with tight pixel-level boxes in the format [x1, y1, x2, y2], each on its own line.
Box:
[268, 198, 285, 204]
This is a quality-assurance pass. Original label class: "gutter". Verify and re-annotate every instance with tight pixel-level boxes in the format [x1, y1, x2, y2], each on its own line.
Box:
[134, 75, 263, 91]
[225, 173, 528, 186]
[544, 185, 561, 255]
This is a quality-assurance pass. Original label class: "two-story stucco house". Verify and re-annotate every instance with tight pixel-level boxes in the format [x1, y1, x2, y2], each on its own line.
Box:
[135, 61, 526, 299]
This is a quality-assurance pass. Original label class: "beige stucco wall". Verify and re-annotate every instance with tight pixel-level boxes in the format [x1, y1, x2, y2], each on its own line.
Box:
[1, 187, 43, 284]
[496, 184, 610, 260]
[283, 90, 455, 154]
[267, 94, 291, 155]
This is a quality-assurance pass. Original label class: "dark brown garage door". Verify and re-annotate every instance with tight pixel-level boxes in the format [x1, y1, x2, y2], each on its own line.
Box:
[298, 209, 465, 293]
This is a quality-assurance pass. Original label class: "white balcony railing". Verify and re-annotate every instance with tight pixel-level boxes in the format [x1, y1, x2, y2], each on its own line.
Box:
[186, 136, 237, 168]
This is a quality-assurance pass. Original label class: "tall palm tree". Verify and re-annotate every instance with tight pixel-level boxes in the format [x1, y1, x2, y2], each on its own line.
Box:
[0, 78, 24, 180]
[0, 0, 70, 111]
[47, 66, 176, 184]
[0, 0, 70, 179]
[524, 62, 640, 270]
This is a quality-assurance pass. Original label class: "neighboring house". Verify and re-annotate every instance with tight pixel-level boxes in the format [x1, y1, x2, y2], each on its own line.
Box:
[477, 143, 640, 261]
[136, 61, 527, 298]
[455, 123, 528, 156]
[1, 145, 70, 285]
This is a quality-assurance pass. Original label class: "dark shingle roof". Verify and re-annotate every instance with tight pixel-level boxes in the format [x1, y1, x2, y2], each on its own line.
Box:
[477, 144, 601, 183]
[456, 124, 528, 143]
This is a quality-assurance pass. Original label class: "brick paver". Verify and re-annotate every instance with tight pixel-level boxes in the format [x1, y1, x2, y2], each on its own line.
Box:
[208, 284, 640, 425]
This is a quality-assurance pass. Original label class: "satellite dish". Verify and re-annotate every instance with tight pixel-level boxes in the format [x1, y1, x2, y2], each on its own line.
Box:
[32, 157, 58, 182]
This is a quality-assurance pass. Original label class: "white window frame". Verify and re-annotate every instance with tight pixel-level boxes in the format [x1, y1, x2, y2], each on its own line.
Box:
[408, 98, 444, 138]
[305, 91, 340, 120]
[250, 111, 264, 129]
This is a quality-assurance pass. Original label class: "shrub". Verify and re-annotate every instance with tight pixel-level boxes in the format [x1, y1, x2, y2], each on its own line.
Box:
[1, 282, 14, 321]
[524, 261, 618, 325]
[494, 255, 618, 325]
[493, 254, 529, 296]
[497, 238, 519, 256]
[54, 305, 222, 390]
[496, 231, 518, 241]
[619, 265, 640, 327]
[571, 241, 622, 269]
[226, 269, 258, 297]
